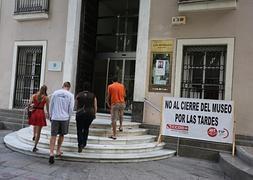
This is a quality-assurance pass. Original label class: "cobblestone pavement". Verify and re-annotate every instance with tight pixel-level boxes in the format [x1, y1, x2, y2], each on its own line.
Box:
[0, 130, 230, 180]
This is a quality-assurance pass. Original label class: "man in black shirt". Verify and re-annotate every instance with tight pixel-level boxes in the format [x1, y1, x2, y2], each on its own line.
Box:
[75, 83, 97, 153]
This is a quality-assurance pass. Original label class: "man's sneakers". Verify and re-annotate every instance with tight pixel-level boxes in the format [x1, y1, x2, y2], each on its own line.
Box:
[78, 146, 83, 153]
[49, 156, 55, 164]
[78, 145, 85, 153]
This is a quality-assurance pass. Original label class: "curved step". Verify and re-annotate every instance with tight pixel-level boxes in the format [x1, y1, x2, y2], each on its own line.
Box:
[42, 126, 147, 137]
[18, 128, 161, 154]
[43, 119, 142, 135]
[237, 146, 253, 167]
[18, 136, 164, 154]
[4, 131, 176, 163]
[69, 113, 132, 122]
[18, 127, 156, 145]
[219, 152, 253, 180]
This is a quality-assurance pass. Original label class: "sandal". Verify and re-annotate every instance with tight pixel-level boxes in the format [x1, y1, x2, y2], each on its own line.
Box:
[118, 128, 123, 132]
[56, 152, 63, 158]
[49, 156, 55, 164]
[32, 147, 38, 152]
[108, 135, 117, 140]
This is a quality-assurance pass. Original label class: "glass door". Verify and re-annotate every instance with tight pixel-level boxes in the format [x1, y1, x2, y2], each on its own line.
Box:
[93, 56, 135, 113]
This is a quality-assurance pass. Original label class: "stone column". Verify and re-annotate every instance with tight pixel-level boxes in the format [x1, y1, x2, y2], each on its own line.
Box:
[132, 0, 151, 122]
[62, 0, 82, 92]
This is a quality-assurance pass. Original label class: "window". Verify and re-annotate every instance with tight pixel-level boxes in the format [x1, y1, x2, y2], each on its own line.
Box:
[96, 0, 139, 52]
[10, 41, 46, 109]
[175, 38, 234, 100]
[13, 47, 43, 108]
[181, 46, 226, 100]
[14, 0, 49, 14]
[13, 0, 49, 21]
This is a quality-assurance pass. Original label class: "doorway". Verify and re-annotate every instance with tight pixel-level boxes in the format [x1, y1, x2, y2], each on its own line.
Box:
[93, 53, 135, 113]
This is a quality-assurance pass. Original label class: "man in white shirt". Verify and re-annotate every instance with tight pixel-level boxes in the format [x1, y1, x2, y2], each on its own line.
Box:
[48, 82, 74, 164]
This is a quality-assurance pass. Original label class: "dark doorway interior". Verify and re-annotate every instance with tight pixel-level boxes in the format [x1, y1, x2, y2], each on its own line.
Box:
[75, 0, 98, 94]
[76, 0, 139, 113]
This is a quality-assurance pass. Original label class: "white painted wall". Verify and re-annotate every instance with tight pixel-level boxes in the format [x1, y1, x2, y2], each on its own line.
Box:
[0, 0, 68, 109]
[143, 0, 253, 137]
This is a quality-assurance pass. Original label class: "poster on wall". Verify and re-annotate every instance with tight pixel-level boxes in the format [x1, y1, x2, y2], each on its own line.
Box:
[155, 60, 166, 76]
[161, 97, 234, 144]
[149, 40, 174, 92]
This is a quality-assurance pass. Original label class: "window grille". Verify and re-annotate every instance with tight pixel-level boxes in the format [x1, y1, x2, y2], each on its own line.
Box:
[13, 46, 42, 108]
[14, 0, 49, 14]
[181, 45, 226, 100]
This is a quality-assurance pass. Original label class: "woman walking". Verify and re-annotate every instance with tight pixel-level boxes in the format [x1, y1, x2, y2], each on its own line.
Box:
[28, 85, 49, 152]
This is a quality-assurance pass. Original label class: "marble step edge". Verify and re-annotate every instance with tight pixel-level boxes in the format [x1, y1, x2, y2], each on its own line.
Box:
[42, 127, 148, 137]
[18, 128, 156, 144]
[69, 113, 132, 121]
[18, 137, 165, 154]
[219, 152, 253, 179]
[17, 132, 164, 149]
[47, 119, 140, 128]
[4, 132, 176, 163]
[237, 146, 253, 167]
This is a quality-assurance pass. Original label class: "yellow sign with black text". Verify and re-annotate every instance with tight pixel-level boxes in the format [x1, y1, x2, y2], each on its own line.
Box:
[151, 40, 173, 52]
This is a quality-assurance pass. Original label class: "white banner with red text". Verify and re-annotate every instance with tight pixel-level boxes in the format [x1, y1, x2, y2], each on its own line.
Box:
[161, 97, 234, 143]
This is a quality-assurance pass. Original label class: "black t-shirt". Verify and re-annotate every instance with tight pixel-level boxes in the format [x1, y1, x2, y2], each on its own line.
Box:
[76, 91, 95, 111]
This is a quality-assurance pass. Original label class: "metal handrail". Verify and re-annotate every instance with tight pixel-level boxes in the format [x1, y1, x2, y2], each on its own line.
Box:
[144, 98, 161, 113]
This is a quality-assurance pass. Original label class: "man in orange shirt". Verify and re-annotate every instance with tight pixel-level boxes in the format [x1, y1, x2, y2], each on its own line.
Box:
[107, 77, 126, 140]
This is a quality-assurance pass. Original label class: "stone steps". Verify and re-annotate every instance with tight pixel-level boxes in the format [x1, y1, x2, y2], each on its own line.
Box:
[18, 133, 164, 154]
[5, 132, 174, 162]
[236, 146, 253, 167]
[19, 127, 156, 145]
[219, 146, 253, 180]
[4, 114, 175, 162]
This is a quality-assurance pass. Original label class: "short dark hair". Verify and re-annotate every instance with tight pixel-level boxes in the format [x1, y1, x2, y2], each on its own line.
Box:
[63, 81, 71, 88]
[112, 76, 118, 82]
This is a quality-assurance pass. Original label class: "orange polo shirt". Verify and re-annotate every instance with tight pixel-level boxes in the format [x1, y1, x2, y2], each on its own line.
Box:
[108, 82, 125, 105]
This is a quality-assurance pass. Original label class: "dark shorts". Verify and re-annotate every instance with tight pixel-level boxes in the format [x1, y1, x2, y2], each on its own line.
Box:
[51, 120, 69, 136]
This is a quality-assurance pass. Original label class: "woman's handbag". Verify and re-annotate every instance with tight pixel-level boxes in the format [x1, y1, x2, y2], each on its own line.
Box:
[27, 103, 34, 119]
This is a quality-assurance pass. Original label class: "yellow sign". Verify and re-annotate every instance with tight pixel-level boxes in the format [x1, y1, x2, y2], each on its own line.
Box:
[151, 40, 173, 52]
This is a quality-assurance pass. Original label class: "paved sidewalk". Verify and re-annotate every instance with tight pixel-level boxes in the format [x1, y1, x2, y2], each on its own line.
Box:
[0, 130, 230, 180]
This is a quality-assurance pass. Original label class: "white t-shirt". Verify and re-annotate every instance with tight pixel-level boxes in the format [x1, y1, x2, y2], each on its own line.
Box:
[49, 89, 74, 121]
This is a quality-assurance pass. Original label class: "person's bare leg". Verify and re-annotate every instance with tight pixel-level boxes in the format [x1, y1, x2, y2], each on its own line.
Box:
[112, 120, 116, 137]
[33, 126, 42, 151]
[49, 136, 57, 156]
[119, 109, 124, 130]
[57, 135, 64, 155]
[33, 126, 36, 141]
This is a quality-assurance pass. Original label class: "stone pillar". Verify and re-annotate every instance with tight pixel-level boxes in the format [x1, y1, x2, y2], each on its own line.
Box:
[62, 0, 82, 93]
[132, 0, 151, 122]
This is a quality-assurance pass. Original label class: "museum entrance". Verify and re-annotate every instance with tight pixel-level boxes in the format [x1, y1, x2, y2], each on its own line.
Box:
[76, 0, 139, 114]
[93, 53, 135, 113]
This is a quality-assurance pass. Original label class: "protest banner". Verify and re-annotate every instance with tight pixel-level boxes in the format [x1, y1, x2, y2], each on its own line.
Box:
[161, 97, 234, 144]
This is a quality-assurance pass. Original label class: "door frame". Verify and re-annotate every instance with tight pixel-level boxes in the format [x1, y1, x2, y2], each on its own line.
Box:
[94, 52, 136, 111]
[9, 41, 47, 109]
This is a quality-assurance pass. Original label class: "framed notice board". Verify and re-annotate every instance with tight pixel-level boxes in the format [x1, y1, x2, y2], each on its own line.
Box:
[149, 40, 173, 92]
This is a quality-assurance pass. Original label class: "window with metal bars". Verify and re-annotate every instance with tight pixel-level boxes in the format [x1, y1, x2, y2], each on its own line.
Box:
[13, 46, 42, 108]
[14, 0, 49, 14]
[181, 45, 226, 100]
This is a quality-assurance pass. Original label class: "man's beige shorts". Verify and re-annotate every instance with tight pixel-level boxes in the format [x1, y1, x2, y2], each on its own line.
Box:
[111, 103, 125, 122]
